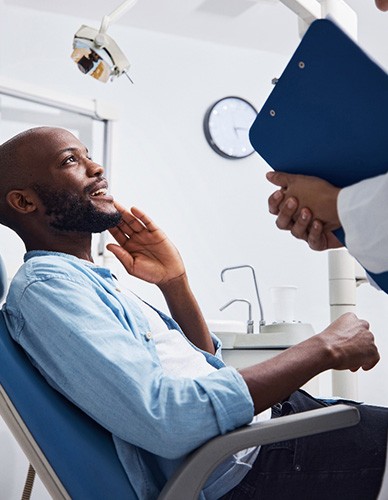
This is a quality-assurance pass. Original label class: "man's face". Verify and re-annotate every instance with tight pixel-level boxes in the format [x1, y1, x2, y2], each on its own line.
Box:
[375, 0, 388, 11]
[28, 128, 121, 233]
[33, 183, 122, 232]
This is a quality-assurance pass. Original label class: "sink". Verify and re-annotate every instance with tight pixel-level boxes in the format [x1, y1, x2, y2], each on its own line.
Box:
[206, 320, 246, 348]
[212, 322, 315, 349]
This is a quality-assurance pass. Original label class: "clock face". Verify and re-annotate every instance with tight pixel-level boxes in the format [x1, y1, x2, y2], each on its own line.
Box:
[203, 96, 257, 159]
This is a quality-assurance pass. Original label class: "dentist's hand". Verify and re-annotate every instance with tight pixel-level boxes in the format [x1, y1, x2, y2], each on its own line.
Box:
[272, 198, 343, 251]
[107, 203, 185, 287]
[267, 171, 341, 231]
[266, 171, 343, 251]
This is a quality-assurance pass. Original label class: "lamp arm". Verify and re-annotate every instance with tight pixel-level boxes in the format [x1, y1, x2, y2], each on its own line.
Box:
[278, 0, 357, 38]
[98, 0, 138, 35]
[279, 0, 321, 23]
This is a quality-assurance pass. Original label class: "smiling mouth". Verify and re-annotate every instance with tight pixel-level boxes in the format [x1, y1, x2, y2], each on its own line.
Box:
[90, 188, 108, 197]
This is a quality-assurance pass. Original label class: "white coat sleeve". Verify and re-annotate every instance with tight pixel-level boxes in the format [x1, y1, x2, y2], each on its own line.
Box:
[337, 172, 388, 274]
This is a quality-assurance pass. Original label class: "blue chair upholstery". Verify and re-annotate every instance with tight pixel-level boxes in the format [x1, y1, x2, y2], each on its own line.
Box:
[0, 255, 135, 498]
[0, 311, 136, 499]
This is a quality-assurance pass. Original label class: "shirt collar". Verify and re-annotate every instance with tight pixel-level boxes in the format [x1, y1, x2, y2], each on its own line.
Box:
[24, 250, 111, 272]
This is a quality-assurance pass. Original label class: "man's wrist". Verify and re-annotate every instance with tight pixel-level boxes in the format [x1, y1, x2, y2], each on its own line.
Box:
[158, 273, 189, 295]
[296, 333, 337, 374]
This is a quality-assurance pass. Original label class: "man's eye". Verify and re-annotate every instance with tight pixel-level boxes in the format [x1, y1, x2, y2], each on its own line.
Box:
[62, 155, 76, 165]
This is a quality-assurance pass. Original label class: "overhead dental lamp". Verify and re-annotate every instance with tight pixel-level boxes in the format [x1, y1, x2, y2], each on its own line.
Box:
[71, 0, 137, 83]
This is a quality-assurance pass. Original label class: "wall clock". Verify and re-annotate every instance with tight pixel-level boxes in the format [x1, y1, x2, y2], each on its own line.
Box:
[203, 96, 257, 159]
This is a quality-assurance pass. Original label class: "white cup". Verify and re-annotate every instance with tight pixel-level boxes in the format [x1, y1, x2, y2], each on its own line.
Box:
[269, 286, 297, 323]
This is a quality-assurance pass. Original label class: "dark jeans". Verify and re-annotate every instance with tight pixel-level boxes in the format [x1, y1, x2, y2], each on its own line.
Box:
[220, 390, 388, 500]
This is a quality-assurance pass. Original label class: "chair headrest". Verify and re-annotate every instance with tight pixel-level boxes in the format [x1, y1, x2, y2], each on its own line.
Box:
[0, 256, 7, 302]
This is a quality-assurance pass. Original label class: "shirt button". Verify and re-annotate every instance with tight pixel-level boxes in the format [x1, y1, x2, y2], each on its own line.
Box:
[115, 287, 121, 292]
[145, 332, 153, 341]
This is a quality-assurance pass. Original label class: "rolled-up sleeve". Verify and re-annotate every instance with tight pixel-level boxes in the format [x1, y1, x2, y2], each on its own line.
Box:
[6, 276, 254, 460]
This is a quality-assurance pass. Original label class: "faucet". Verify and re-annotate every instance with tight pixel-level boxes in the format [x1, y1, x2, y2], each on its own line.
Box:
[220, 265, 265, 330]
[219, 299, 254, 334]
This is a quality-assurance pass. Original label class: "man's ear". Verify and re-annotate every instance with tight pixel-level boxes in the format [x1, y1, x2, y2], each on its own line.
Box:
[6, 190, 38, 214]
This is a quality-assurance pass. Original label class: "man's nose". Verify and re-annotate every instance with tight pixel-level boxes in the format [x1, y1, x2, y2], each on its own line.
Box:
[86, 158, 104, 177]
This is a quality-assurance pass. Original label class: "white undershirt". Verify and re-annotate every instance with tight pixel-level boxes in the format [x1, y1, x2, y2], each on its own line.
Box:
[130, 293, 217, 377]
[124, 290, 271, 468]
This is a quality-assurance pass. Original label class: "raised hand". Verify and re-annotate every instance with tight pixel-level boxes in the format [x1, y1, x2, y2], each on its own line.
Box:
[107, 203, 185, 286]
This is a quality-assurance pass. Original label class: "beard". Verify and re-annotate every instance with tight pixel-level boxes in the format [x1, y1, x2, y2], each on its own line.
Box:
[33, 184, 122, 233]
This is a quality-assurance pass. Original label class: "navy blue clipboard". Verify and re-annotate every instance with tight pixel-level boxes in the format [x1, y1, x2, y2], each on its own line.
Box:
[249, 18, 388, 292]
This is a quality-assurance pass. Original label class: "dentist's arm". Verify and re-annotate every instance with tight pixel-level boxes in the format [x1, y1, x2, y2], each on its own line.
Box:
[107, 203, 215, 354]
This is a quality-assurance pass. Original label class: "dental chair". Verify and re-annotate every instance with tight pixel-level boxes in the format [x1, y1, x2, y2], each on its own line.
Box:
[0, 256, 361, 500]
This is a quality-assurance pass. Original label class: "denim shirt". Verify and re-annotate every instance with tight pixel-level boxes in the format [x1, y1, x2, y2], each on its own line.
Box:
[3, 251, 255, 499]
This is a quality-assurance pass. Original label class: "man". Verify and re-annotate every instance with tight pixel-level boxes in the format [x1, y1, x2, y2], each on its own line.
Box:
[267, 0, 388, 275]
[1, 127, 386, 499]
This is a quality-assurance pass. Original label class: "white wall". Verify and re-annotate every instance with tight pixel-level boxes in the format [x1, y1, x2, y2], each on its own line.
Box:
[1, 1, 388, 498]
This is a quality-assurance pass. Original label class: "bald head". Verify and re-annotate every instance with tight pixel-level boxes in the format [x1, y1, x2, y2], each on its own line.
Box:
[0, 127, 43, 194]
[0, 126, 76, 183]
[0, 127, 73, 229]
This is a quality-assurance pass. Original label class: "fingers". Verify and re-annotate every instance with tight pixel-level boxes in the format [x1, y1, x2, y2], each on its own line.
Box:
[267, 170, 303, 210]
[306, 220, 324, 249]
[108, 225, 129, 246]
[130, 206, 158, 232]
[305, 220, 332, 251]
[275, 197, 298, 230]
[270, 195, 333, 252]
[359, 318, 370, 330]
[106, 243, 134, 273]
[360, 326, 380, 371]
[337, 313, 379, 372]
[108, 203, 149, 247]
[118, 210, 147, 235]
[289, 208, 312, 240]
[362, 349, 380, 371]
[267, 171, 297, 216]
[351, 347, 380, 372]
[112, 202, 157, 237]
[306, 221, 344, 251]
[266, 171, 292, 188]
[268, 190, 284, 215]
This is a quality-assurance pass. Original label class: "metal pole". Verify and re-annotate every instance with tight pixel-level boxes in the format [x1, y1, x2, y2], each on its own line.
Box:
[329, 249, 358, 399]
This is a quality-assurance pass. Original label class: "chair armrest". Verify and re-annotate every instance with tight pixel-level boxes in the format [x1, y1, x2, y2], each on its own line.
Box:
[159, 404, 360, 500]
